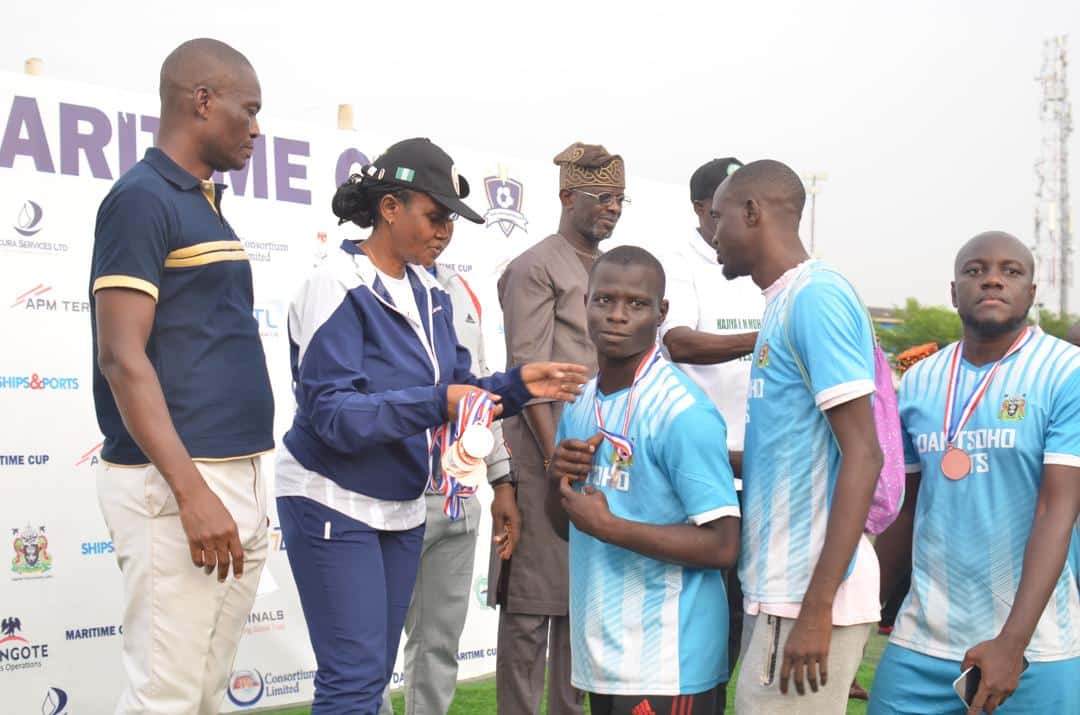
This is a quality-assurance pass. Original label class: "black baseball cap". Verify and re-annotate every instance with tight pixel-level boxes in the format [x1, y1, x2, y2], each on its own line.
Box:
[362, 137, 484, 224]
[689, 157, 744, 201]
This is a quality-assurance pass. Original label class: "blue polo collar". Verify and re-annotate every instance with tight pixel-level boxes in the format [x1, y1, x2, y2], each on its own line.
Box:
[144, 148, 205, 190]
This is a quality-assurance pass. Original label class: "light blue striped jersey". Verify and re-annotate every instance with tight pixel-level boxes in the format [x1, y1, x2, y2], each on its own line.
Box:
[894, 331, 1080, 661]
[560, 355, 740, 695]
[740, 261, 876, 604]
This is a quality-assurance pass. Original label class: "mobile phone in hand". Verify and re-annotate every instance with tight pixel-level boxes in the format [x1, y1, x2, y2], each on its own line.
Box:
[953, 657, 1030, 707]
[953, 665, 981, 707]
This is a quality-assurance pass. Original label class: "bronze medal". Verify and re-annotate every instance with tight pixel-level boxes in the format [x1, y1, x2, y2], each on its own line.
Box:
[941, 446, 971, 480]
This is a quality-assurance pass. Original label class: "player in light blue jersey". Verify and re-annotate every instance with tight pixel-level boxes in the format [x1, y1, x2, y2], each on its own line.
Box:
[711, 160, 884, 713]
[1070, 324, 1080, 598]
[870, 232, 1080, 715]
[548, 246, 741, 715]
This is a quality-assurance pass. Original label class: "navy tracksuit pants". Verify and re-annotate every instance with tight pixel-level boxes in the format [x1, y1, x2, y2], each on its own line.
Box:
[278, 495, 425, 715]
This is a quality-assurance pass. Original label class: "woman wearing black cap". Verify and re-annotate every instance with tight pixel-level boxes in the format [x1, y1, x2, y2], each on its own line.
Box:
[274, 138, 586, 714]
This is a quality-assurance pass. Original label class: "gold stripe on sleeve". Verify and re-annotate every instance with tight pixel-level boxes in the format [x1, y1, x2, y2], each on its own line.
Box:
[92, 275, 159, 302]
[166, 240, 244, 260]
[164, 250, 249, 269]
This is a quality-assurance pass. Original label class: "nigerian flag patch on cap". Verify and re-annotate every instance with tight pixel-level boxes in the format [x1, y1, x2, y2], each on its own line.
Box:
[395, 167, 416, 182]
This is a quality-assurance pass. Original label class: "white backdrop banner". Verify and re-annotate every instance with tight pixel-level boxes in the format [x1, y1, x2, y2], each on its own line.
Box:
[0, 71, 684, 713]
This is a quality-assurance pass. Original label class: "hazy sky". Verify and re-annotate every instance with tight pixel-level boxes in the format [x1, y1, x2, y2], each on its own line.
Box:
[4, 0, 1079, 309]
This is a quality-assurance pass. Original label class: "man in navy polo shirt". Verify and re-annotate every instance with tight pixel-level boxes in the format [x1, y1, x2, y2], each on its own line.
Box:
[90, 38, 274, 715]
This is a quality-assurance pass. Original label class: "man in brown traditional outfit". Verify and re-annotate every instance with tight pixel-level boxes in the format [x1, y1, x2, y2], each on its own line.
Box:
[490, 143, 627, 714]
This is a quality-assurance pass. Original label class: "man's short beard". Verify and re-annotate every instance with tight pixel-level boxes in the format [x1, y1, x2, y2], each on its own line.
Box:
[959, 310, 1029, 338]
[587, 223, 613, 241]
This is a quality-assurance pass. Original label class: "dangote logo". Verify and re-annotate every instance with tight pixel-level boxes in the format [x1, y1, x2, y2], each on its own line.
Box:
[0, 616, 50, 668]
[11, 524, 52, 577]
[1, 617, 22, 639]
[1000, 394, 1026, 422]
[14, 200, 43, 237]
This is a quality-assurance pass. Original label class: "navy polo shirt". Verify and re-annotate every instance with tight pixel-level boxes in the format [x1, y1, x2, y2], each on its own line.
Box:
[89, 148, 274, 465]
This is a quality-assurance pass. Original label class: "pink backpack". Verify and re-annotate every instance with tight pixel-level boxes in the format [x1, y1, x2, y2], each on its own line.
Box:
[784, 264, 905, 535]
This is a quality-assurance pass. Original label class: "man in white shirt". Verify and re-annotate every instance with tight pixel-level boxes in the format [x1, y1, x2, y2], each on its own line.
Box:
[659, 157, 764, 710]
[661, 158, 763, 470]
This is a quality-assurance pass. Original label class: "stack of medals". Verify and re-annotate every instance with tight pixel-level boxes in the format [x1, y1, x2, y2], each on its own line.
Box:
[430, 391, 496, 520]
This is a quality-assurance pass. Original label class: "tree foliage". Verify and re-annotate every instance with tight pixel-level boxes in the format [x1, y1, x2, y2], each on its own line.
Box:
[875, 299, 1078, 355]
[876, 299, 962, 355]
[1033, 309, 1078, 341]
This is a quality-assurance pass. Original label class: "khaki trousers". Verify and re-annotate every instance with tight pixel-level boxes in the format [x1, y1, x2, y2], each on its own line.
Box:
[735, 614, 870, 714]
[97, 457, 268, 715]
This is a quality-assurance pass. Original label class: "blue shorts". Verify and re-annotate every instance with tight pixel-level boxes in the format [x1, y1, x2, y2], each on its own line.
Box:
[868, 642, 1080, 715]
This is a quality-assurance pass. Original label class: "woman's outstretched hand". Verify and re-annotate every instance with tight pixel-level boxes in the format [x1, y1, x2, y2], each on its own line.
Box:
[521, 363, 589, 402]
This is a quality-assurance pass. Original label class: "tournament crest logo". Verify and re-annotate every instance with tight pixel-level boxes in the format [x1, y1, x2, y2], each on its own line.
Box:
[999, 394, 1026, 422]
[483, 169, 528, 237]
[756, 341, 770, 369]
[11, 524, 52, 577]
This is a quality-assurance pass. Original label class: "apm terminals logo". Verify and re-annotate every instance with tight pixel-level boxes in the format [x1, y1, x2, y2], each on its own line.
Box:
[10, 284, 89, 313]
[75, 441, 103, 468]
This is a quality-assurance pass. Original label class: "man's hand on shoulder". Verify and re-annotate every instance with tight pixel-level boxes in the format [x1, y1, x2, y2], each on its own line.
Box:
[663, 327, 758, 365]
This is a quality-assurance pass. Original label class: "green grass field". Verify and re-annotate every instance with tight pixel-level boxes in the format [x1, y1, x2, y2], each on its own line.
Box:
[271, 631, 888, 715]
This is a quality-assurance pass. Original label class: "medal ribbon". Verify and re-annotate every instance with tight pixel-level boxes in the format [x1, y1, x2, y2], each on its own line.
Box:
[942, 327, 1032, 447]
[593, 344, 662, 463]
[429, 391, 496, 520]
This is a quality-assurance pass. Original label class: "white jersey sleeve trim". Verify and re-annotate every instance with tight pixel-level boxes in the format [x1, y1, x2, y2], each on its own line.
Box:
[689, 505, 741, 525]
[1044, 453, 1080, 468]
[815, 379, 875, 411]
[905, 463, 922, 474]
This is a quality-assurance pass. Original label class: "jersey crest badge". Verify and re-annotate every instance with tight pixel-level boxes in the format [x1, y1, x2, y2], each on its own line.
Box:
[756, 341, 770, 369]
[999, 394, 1026, 422]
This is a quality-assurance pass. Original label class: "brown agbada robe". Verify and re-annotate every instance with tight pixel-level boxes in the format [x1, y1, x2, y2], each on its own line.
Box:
[489, 234, 598, 615]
